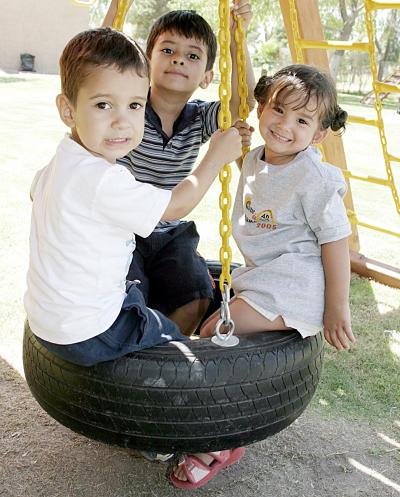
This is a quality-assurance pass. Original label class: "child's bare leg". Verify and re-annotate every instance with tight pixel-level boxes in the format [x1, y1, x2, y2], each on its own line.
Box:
[200, 297, 292, 337]
[168, 298, 211, 336]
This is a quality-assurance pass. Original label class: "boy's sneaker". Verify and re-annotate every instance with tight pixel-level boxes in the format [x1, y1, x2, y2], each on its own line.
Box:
[140, 451, 175, 463]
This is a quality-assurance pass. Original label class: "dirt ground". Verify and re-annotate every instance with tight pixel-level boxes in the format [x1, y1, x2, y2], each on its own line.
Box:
[1, 358, 399, 497]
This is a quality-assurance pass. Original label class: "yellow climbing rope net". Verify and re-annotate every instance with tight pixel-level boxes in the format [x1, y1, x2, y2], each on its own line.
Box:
[288, 0, 400, 238]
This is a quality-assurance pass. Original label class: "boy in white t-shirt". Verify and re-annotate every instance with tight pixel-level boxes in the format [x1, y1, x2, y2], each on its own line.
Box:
[24, 27, 242, 367]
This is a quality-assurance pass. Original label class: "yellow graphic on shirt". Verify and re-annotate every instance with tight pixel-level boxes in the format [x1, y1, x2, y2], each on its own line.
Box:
[245, 195, 252, 211]
[244, 195, 278, 230]
[255, 209, 274, 223]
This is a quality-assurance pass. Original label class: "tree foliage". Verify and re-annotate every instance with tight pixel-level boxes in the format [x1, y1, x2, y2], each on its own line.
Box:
[89, 0, 400, 90]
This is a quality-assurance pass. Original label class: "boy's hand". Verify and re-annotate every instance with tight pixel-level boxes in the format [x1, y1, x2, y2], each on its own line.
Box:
[233, 120, 254, 150]
[230, 0, 253, 32]
[206, 127, 242, 166]
[323, 303, 355, 351]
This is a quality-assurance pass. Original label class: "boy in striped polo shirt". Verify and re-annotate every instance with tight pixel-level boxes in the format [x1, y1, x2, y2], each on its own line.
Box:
[104, 1, 255, 335]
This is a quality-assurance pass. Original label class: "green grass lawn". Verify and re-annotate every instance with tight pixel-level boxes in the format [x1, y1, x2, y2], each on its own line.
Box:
[0, 72, 399, 428]
[338, 91, 400, 111]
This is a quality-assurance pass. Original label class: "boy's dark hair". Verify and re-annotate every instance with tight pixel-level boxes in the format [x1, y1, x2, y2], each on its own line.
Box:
[254, 64, 347, 133]
[60, 27, 149, 105]
[146, 11, 217, 71]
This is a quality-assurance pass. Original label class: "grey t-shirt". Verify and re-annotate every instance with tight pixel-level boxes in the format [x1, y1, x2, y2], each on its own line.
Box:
[231, 145, 352, 330]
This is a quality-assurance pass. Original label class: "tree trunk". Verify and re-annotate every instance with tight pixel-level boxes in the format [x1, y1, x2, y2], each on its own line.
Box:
[329, 0, 361, 81]
[377, 10, 398, 81]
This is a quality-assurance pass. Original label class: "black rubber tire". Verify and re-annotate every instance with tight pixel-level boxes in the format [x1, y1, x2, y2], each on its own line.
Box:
[23, 261, 324, 453]
[23, 331, 323, 453]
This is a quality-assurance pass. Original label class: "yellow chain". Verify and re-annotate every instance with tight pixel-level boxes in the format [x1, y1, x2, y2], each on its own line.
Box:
[287, 0, 399, 236]
[288, 0, 304, 64]
[364, 0, 400, 214]
[112, 0, 131, 31]
[234, 15, 250, 156]
[218, 0, 233, 291]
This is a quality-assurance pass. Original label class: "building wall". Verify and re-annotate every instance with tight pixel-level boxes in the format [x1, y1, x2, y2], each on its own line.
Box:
[0, 0, 90, 74]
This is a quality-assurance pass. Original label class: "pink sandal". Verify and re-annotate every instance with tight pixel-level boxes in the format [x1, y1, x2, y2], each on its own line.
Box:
[170, 448, 245, 489]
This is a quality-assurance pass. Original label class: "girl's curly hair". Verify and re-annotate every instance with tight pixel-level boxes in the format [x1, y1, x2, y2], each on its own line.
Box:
[254, 65, 347, 133]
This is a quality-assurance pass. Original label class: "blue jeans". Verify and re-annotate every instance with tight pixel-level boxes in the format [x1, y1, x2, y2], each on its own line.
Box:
[127, 221, 215, 314]
[35, 281, 186, 367]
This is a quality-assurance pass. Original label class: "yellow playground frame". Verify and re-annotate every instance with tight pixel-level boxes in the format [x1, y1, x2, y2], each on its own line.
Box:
[280, 0, 400, 288]
[73, 0, 400, 288]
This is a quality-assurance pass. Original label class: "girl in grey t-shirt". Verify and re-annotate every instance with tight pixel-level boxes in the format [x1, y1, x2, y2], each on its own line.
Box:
[201, 64, 355, 352]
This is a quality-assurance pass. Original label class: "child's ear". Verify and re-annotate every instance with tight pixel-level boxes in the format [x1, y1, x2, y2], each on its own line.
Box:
[199, 70, 214, 89]
[256, 102, 265, 119]
[56, 94, 75, 128]
[312, 128, 328, 145]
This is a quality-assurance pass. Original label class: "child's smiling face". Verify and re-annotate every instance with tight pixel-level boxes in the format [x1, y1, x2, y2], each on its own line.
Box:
[258, 89, 327, 165]
[149, 31, 213, 96]
[59, 65, 149, 164]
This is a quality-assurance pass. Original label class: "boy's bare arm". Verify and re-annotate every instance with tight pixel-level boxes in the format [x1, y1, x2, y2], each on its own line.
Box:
[229, 0, 256, 122]
[321, 238, 355, 350]
[162, 128, 241, 221]
[102, 0, 133, 27]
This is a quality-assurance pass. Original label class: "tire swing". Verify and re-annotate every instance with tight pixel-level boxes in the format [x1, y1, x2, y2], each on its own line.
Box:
[23, 0, 324, 454]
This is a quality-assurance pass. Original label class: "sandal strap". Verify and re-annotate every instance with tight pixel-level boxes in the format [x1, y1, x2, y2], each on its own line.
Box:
[170, 448, 244, 489]
[179, 454, 212, 483]
[177, 450, 232, 483]
[207, 450, 230, 463]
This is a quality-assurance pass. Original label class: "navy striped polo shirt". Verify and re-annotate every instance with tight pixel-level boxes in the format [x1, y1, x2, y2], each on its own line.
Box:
[118, 97, 220, 231]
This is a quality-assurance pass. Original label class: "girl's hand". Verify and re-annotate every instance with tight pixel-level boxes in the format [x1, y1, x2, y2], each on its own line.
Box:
[230, 0, 253, 32]
[233, 119, 254, 149]
[323, 303, 355, 351]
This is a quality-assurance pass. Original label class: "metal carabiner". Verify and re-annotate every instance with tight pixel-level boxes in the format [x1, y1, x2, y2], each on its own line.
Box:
[211, 283, 239, 347]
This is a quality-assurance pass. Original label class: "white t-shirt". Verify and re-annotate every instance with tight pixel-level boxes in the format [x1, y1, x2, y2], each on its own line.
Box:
[24, 135, 171, 344]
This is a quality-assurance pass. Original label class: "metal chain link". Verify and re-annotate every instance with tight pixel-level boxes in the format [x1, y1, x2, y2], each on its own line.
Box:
[364, 0, 400, 214]
[288, 0, 305, 64]
[112, 0, 131, 31]
[233, 14, 250, 156]
[218, 0, 233, 292]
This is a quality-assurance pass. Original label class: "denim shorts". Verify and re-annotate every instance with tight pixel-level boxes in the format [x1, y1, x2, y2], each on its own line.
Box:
[35, 281, 186, 367]
[127, 221, 215, 314]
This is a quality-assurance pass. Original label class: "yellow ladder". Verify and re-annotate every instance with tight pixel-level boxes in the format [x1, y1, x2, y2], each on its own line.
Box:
[361, 67, 400, 105]
[281, 0, 400, 287]
[287, 0, 400, 236]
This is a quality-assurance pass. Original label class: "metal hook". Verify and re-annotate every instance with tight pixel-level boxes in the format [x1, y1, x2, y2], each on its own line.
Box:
[211, 283, 239, 347]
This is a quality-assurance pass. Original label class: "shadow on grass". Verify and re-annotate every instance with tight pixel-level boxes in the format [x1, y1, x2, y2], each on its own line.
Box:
[338, 91, 399, 110]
